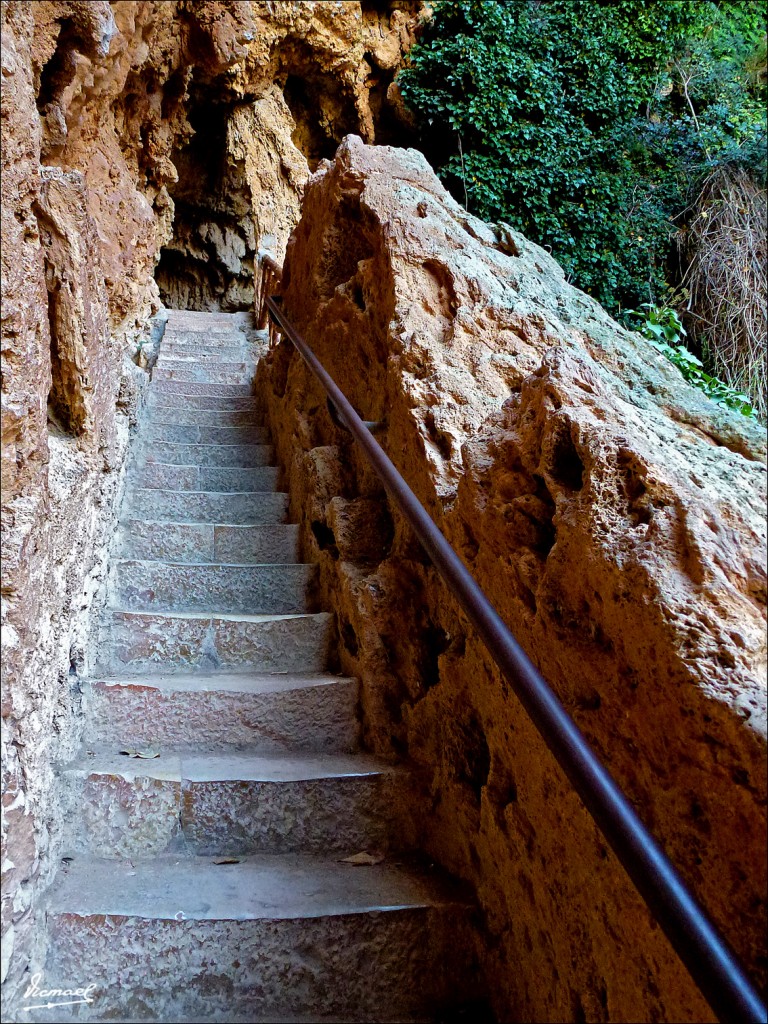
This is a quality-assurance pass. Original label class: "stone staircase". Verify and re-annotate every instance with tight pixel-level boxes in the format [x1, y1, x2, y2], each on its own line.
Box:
[29, 311, 480, 1024]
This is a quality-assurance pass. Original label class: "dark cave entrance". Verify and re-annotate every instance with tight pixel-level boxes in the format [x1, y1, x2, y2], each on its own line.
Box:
[155, 92, 255, 312]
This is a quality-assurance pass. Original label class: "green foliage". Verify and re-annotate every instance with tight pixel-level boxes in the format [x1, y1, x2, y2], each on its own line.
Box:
[399, 0, 767, 314]
[624, 303, 757, 417]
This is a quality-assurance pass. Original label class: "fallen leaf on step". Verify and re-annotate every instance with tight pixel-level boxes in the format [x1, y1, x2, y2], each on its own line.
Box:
[119, 748, 160, 759]
[339, 852, 384, 866]
[213, 857, 241, 865]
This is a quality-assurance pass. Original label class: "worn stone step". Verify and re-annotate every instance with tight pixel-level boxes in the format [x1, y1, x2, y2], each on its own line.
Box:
[163, 332, 245, 342]
[159, 344, 253, 362]
[164, 321, 246, 333]
[147, 392, 258, 411]
[127, 488, 287, 524]
[97, 609, 332, 675]
[110, 560, 314, 615]
[163, 325, 245, 336]
[22, 1004, 441, 1024]
[143, 422, 268, 444]
[145, 404, 261, 427]
[9, 1009, 433, 1024]
[154, 355, 252, 369]
[151, 380, 254, 397]
[44, 855, 476, 1021]
[118, 521, 300, 564]
[84, 672, 358, 750]
[134, 463, 279, 493]
[61, 750, 406, 858]
[154, 362, 254, 385]
[24, 1009, 431, 1024]
[160, 334, 250, 347]
[142, 442, 272, 467]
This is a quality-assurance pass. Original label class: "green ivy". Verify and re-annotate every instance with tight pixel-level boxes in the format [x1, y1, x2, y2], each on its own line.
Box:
[624, 303, 756, 418]
[399, 0, 767, 313]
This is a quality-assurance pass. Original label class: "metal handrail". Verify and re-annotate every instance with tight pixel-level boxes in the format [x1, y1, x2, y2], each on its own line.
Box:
[266, 293, 766, 1024]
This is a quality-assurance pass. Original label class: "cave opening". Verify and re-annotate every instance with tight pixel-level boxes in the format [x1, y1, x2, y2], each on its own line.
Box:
[155, 89, 255, 312]
[282, 74, 340, 168]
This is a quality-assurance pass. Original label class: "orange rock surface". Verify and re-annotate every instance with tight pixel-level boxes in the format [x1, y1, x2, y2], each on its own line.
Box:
[256, 136, 767, 1023]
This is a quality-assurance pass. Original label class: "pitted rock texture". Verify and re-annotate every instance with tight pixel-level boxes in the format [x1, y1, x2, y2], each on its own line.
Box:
[256, 136, 768, 1023]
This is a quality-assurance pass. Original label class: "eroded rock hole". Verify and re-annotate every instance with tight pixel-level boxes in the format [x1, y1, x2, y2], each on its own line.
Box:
[452, 713, 491, 801]
[424, 410, 453, 459]
[311, 519, 338, 560]
[341, 621, 360, 658]
[419, 622, 450, 691]
[37, 19, 80, 113]
[317, 199, 375, 301]
[617, 450, 652, 526]
[46, 283, 74, 434]
[548, 423, 584, 491]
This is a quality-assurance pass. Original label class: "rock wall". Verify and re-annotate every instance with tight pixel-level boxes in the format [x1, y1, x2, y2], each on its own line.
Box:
[1, 2, 422, 1007]
[255, 137, 768, 1023]
[153, 0, 424, 309]
[1, 2, 151, 999]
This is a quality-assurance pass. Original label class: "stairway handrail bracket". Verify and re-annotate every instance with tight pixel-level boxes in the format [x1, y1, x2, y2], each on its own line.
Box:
[265, 292, 766, 1024]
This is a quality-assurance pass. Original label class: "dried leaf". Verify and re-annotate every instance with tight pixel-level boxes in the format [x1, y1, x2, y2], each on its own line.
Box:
[340, 852, 384, 866]
[119, 748, 160, 759]
[213, 857, 241, 865]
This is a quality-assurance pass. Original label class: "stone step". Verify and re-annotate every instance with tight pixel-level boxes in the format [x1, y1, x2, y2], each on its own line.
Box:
[44, 855, 476, 1022]
[154, 363, 254, 385]
[97, 609, 332, 675]
[165, 322, 244, 329]
[165, 319, 246, 332]
[154, 353, 252, 366]
[126, 488, 287, 524]
[163, 325, 246, 335]
[118, 521, 300, 564]
[25, 1013, 432, 1024]
[84, 672, 358, 750]
[148, 389, 259, 409]
[110, 560, 315, 615]
[160, 334, 250, 346]
[61, 750, 406, 858]
[142, 442, 272, 467]
[145, 406, 261, 427]
[162, 333, 252, 346]
[151, 380, 254, 397]
[143, 423, 268, 444]
[134, 463, 279, 493]
[159, 344, 253, 362]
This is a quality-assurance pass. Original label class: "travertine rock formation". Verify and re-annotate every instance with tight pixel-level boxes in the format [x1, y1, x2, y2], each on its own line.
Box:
[1, 2, 421, 1007]
[256, 136, 767, 1023]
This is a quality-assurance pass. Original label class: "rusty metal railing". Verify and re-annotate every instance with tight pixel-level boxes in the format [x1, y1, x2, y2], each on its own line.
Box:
[265, 292, 766, 1024]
